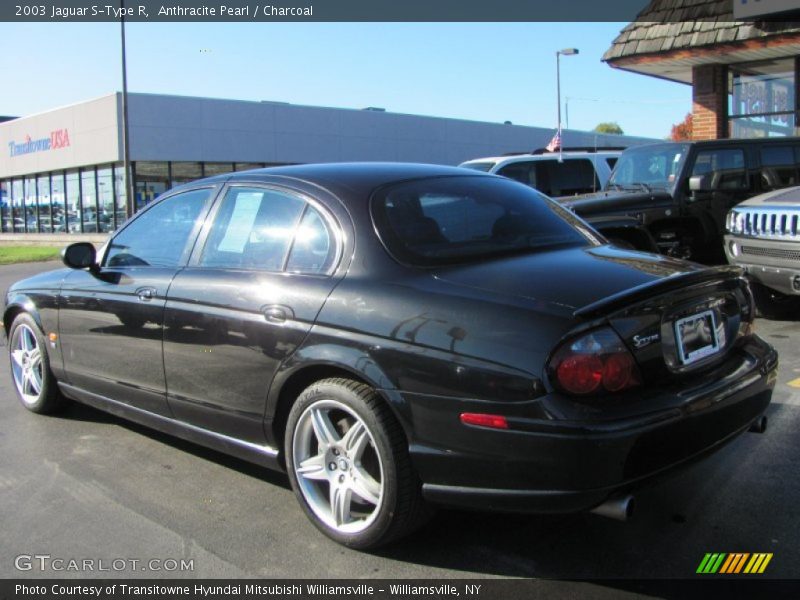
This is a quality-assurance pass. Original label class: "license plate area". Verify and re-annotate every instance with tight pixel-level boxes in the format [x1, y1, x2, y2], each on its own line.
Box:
[674, 310, 720, 365]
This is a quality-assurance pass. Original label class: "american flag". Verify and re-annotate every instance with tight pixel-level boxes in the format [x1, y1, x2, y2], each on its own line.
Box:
[546, 130, 561, 152]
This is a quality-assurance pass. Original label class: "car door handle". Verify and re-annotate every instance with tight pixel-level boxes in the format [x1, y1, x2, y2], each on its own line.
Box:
[263, 306, 288, 323]
[136, 287, 156, 301]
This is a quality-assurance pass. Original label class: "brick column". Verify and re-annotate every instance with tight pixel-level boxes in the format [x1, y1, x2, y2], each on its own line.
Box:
[692, 64, 728, 140]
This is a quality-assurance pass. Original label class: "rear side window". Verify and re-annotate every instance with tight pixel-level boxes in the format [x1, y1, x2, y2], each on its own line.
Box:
[759, 145, 800, 190]
[372, 175, 596, 266]
[497, 159, 600, 197]
[200, 186, 337, 274]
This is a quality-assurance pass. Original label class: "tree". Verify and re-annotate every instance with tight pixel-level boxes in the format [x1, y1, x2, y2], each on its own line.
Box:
[593, 122, 624, 135]
[670, 113, 693, 141]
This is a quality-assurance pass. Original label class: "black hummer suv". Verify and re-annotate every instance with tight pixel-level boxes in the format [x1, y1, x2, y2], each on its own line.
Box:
[561, 137, 800, 263]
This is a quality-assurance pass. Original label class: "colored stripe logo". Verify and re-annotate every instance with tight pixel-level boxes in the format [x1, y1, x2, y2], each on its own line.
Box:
[697, 553, 773, 574]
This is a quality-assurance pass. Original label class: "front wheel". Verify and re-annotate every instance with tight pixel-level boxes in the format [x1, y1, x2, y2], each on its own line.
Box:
[285, 378, 429, 549]
[8, 313, 66, 414]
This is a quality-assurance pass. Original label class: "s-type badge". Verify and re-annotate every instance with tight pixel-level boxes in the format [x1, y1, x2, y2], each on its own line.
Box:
[632, 332, 660, 349]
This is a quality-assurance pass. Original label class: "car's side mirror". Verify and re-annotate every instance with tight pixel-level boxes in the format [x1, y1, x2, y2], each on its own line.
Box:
[62, 242, 97, 270]
[688, 174, 714, 202]
[689, 175, 709, 192]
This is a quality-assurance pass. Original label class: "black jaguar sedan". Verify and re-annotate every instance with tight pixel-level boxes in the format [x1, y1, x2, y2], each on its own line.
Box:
[5, 163, 777, 549]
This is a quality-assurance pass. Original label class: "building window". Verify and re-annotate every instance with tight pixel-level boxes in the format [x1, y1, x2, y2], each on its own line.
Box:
[81, 168, 98, 232]
[114, 164, 129, 228]
[729, 58, 797, 138]
[11, 179, 23, 232]
[0, 180, 9, 232]
[37, 174, 51, 232]
[133, 161, 168, 210]
[170, 162, 203, 187]
[51, 172, 66, 232]
[24, 175, 37, 232]
[97, 166, 115, 233]
[65, 171, 80, 233]
[234, 162, 265, 172]
[204, 162, 235, 177]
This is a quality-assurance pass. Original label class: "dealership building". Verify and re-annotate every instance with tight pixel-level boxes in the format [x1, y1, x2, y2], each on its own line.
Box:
[604, 0, 800, 140]
[0, 92, 652, 235]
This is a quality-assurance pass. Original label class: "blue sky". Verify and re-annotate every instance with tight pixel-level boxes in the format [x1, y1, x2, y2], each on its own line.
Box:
[1, 22, 691, 139]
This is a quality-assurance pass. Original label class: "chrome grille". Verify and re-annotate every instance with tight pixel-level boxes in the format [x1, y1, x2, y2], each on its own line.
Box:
[727, 207, 800, 241]
[741, 245, 800, 261]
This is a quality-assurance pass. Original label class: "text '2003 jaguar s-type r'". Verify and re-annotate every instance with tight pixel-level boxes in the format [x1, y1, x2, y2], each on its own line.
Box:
[5, 163, 777, 549]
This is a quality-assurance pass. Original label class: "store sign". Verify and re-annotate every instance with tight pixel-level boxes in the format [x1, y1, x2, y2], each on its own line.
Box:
[734, 0, 800, 19]
[8, 129, 71, 157]
[737, 80, 793, 122]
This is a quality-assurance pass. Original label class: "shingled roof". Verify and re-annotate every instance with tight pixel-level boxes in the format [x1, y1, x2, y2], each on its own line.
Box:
[603, 0, 800, 63]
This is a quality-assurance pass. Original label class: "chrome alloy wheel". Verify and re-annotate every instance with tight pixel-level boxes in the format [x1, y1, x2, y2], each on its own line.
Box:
[10, 324, 44, 406]
[292, 399, 385, 534]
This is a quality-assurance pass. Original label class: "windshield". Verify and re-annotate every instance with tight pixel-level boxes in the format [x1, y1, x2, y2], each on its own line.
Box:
[372, 176, 600, 266]
[607, 143, 690, 192]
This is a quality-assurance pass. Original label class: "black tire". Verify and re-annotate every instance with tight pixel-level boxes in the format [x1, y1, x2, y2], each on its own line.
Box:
[751, 282, 800, 320]
[284, 378, 430, 549]
[8, 313, 67, 414]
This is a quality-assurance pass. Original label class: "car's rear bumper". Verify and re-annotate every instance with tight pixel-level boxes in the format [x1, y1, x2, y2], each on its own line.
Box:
[406, 336, 778, 513]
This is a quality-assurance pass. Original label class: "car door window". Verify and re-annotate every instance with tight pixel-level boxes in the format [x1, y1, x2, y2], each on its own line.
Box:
[536, 159, 600, 196]
[759, 145, 800, 190]
[497, 162, 537, 188]
[691, 148, 747, 191]
[200, 186, 307, 271]
[104, 188, 211, 268]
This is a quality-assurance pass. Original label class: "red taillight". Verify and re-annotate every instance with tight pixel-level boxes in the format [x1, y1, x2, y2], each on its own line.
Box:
[601, 352, 636, 392]
[556, 354, 603, 395]
[550, 328, 641, 396]
[460, 413, 509, 429]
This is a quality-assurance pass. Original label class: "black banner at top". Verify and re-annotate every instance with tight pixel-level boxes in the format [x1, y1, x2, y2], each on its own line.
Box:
[2, 0, 665, 23]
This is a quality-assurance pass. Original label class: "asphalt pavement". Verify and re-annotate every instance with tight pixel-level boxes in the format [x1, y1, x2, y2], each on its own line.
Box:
[0, 261, 798, 593]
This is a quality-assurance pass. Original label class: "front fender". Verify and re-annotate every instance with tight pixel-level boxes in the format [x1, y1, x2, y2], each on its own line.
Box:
[3, 293, 45, 337]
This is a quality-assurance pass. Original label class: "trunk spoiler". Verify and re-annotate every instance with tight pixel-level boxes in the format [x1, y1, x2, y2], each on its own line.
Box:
[574, 265, 744, 319]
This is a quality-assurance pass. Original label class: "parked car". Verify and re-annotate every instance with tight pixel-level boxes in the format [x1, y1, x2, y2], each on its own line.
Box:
[459, 147, 622, 198]
[561, 137, 800, 264]
[725, 185, 800, 317]
[5, 163, 777, 549]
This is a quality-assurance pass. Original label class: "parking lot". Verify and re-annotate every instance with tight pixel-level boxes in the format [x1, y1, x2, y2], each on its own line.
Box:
[0, 261, 798, 587]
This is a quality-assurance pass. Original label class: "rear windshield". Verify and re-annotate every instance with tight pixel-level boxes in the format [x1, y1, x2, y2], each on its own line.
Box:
[372, 175, 598, 266]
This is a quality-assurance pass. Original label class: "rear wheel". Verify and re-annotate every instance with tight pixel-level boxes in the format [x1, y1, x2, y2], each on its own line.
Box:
[8, 313, 66, 414]
[285, 378, 429, 549]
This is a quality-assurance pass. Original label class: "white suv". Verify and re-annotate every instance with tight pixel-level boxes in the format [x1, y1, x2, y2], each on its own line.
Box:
[459, 148, 622, 198]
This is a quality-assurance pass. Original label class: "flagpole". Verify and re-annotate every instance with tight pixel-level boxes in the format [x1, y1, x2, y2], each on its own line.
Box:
[556, 50, 562, 162]
[555, 48, 578, 162]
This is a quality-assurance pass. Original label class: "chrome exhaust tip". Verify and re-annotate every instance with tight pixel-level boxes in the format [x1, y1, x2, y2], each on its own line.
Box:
[748, 415, 768, 434]
[589, 494, 635, 522]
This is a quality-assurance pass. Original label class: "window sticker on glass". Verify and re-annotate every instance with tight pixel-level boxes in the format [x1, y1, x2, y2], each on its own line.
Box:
[217, 192, 262, 253]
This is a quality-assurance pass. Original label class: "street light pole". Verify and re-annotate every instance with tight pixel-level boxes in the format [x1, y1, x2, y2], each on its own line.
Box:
[120, 0, 134, 220]
[555, 48, 579, 160]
